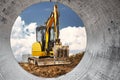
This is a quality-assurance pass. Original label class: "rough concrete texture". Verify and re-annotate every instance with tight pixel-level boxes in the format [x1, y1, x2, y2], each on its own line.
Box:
[0, 0, 120, 80]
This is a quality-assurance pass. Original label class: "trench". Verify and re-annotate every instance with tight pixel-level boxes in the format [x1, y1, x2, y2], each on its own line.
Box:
[0, 0, 120, 80]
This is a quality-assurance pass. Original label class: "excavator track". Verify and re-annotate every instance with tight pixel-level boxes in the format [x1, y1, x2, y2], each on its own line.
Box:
[28, 57, 71, 66]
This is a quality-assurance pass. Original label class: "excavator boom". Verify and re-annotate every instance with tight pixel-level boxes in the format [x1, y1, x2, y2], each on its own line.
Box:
[45, 4, 59, 51]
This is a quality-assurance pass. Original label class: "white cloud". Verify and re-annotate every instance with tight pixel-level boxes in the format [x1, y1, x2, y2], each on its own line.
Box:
[59, 26, 87, 54]
[11, 16, 87, 62]
[11, 16, 25, 38]
[11, 16, 37, 62]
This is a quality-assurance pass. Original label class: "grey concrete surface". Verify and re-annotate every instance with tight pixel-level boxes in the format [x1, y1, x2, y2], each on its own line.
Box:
[0, 0, 120, 80]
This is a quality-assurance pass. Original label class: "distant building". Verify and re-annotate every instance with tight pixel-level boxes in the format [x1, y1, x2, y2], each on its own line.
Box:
[22, 54, 31, 62]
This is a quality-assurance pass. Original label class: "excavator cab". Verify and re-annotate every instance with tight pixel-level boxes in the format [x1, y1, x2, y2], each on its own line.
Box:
[36, 26, 54, 53]
[36, 26, 45, 51]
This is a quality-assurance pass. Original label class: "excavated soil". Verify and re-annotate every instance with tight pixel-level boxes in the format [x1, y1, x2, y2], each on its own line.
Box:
[19, 52, 84, 78]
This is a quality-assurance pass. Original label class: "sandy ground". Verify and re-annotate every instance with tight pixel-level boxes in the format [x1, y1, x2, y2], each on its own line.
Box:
[19, 52, 84, 78]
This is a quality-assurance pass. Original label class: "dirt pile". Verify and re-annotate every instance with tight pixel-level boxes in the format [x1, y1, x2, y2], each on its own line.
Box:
[19, 52, 84, 78]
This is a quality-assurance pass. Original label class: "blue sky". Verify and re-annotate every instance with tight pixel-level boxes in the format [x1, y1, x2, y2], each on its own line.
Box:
[20, 2, 84, 29]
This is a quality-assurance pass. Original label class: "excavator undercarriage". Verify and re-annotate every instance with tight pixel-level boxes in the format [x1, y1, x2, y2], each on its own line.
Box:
[28, 56, 70, 66]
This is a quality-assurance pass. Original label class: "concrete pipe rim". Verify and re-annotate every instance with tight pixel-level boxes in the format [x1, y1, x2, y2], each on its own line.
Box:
[0, 0, 120, 80]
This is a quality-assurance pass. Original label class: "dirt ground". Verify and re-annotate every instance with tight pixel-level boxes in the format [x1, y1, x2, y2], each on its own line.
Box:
[19, 52, 84, 78]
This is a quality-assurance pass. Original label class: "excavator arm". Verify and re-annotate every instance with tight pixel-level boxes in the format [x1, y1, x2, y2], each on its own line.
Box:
[53, 4, 59, 39]
[45, 4, 59, 52]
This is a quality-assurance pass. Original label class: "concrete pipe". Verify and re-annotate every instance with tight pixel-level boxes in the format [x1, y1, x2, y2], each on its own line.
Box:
[0, 0, 120, 80]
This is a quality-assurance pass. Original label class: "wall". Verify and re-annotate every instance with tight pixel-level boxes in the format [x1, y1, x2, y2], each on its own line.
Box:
[0, 0, 120, 80]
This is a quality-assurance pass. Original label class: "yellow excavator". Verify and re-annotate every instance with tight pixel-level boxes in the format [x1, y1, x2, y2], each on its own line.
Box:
[28, 4, 70, 66]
